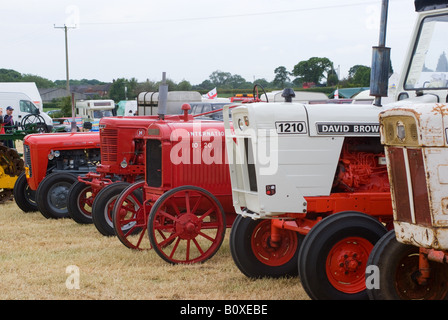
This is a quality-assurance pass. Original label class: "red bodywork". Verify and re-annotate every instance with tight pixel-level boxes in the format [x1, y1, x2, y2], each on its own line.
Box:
[144, 117, 234, 221]
[23, 132, 100, 190]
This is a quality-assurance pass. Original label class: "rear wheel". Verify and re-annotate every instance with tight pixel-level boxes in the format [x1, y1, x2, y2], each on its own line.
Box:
[367, 230, 448, 300]
[148, 186, 226, 264]
[297, 211, 387, 300]
[91, 182, 130, 236]
[67, 180, 94, 224]
[36, 172, 78, 219]
[230, 215, 301, 278]
[13, 172, 37, 212]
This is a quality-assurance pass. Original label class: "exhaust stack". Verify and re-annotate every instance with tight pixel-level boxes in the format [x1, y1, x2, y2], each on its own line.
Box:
[158, 72, 168, 120]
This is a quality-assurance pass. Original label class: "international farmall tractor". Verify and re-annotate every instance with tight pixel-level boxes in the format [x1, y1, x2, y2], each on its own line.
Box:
[221, 1, 397, 300]
[14, 131, 101, 218]
[366, 1, 448, 300]
[109, 80, 248, 261]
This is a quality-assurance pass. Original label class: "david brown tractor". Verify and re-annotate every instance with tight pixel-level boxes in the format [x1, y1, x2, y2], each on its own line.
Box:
[366, 1, 448, 300]
[221, 1, 399, 300]
[14, 131, 101, 218]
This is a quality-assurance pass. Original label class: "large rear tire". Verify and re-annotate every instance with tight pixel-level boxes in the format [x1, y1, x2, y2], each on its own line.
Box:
[297, 211, 387, 300]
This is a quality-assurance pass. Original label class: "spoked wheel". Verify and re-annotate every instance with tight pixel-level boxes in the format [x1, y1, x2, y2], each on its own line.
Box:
[36, 172, 78, 219]
[21, 114, 49, 133]
[230, 214, 302, 278]
[298, 211, 388, 300]
[367, 230, 448, 300]
[112, 181, 148, 250]
[67, 180, 94, 224]
[148, 185, 226, 264]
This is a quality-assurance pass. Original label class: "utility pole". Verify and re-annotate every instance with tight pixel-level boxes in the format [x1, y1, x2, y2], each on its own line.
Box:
[54, 24, 77, 132]
[54, 24, 76, 96]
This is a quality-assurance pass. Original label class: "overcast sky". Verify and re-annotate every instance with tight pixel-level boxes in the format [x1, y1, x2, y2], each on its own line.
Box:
[1, 0, 416, 86]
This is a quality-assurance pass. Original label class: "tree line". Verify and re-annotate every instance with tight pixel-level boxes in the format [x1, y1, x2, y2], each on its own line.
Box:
[0, 57, 385, 102]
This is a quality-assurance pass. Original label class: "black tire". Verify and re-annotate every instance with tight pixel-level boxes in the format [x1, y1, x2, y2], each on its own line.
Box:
[36, 172, 78, 219]
[367, 230, 448, 300]
[230, 214, 302, 278]
[67, 180, 94, 224]
[91, 182, 130, 236]
[13, 172, 38, 212]
[297, 211, 388, 300]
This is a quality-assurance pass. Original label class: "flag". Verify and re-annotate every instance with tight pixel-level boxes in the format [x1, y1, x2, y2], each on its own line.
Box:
[203, 87, 217, 99]
[334, 88, 339, 99]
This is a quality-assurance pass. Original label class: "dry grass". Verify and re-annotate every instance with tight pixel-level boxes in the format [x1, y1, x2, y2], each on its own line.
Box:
[0, 199, 309, 300]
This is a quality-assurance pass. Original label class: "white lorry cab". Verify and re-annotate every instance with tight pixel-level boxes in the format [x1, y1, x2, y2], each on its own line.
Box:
[76, 99, 116, 131]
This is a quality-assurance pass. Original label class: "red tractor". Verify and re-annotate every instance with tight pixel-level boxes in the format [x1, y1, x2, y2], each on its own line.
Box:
[14, 131, 101, 219]
[66, 116, 155, 235]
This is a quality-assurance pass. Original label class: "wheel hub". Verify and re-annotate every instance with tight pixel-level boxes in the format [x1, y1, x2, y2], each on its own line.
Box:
[176, 213, 201, 240]
[49, 185, 69, 209]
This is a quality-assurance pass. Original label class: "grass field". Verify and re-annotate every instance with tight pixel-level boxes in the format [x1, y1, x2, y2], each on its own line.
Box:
[0, 142, 309, 300]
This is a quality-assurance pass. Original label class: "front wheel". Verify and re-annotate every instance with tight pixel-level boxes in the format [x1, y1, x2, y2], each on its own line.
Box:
[148, 186, 226, 264]
[67, 180, 94, 224]
[91, 182, 131, 236]
[297, 211, 387, 300]
[13, 172, 37, 212]
[230, 215, 301, 278]
[36, 172, 78, 219]
[367, 230, 448, 300]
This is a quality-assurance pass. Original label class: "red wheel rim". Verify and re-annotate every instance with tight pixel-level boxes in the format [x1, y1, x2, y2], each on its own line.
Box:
[150, 188, 225, 264]
[395, 252, 448, 300]
[250, 220, 298, 267]
[77, 186, 93, 217]
[326, 237, 373, 294]
[113, 182, 149, 250]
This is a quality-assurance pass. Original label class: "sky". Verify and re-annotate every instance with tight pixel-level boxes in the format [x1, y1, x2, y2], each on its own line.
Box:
[1, 0, 417, 86]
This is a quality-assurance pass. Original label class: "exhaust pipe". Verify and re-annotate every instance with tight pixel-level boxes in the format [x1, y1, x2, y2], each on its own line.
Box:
[158, 72, 168, 120]
[370, 0, 391, 107]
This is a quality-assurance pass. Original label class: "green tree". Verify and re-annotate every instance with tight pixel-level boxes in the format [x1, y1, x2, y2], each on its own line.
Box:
[273, 66, 290, 88]
[292, 57, 334, 85]
[348, 65, 371, 87]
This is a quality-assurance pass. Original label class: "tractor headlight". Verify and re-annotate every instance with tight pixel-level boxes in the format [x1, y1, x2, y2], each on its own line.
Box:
[397, 121, 405, 141]
[381, 115, 418, 146]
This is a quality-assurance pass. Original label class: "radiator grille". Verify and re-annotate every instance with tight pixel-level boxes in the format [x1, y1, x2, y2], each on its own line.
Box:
[100, 129, 118, 163]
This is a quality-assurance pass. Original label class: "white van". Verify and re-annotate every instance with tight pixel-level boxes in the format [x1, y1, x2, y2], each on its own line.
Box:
[0, 92, 53, 131]
[116, 100, 137, 116]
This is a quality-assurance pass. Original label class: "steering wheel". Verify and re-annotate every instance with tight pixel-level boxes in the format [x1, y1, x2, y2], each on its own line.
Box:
[253, 84, 269, 103]
[21, 114, 49, 133]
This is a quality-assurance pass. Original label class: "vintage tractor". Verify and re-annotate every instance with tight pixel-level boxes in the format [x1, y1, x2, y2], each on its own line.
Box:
[366, 1, 448, 300]
[66, 116, 154, 233]
[14, 131, 101, 218]
[220, 1, 399, 300]
[111, 105, 237, 262]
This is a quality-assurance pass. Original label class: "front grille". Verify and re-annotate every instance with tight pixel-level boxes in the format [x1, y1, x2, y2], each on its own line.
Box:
[244, 138, 257, 192]
[387, 146, 431, 226]
[101, 129, 118, 163]
[24, 144, 32, 177]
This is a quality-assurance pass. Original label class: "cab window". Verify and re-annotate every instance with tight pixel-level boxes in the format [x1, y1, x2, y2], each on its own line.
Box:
[20, 100, 39, 114]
